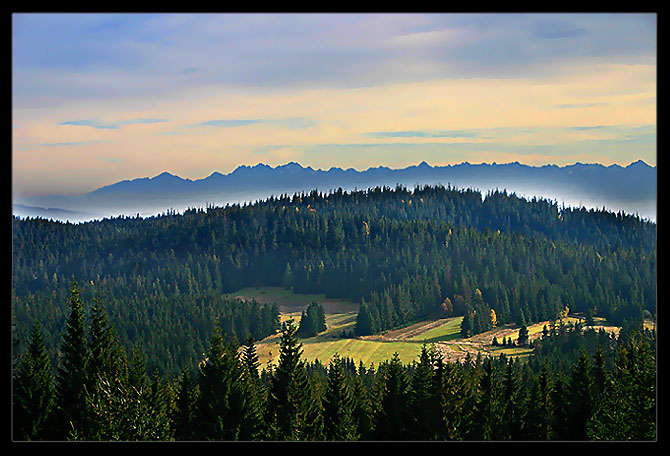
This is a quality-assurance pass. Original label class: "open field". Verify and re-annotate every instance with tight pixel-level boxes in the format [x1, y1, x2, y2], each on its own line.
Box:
[231, 286, 642, 368]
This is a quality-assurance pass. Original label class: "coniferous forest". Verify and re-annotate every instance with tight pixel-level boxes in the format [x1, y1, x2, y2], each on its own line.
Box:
[12, 184, 657, 441]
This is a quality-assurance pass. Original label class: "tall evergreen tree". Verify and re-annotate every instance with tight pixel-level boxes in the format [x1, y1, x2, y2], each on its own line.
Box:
[472, 356, 504, 440]
[239, 337, 267, 440]
[354, 300, 376, 336]
[374, 353, 410, 440]
[84, 298, 129, 439]
[408, 344, 436, 439]
[323, 354, 358, 440]
[587, 331, 656, 440]
[53, 280, 89, 439]
[87, 298, 127, 384]
[501, 357, 524, 440]
[523, 361, 555, 440]
[566, 350, 594, 440]
[172, 367, 196, 440]
[195, 327, 245, 440]
[518, 324, 529, 346]
[266, 319, 318, 440]
[350, 371, 373, 440]
[13, 321, 55, 440]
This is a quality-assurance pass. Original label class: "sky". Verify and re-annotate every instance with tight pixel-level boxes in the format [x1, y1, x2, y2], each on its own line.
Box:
[12, 13, 656, 197]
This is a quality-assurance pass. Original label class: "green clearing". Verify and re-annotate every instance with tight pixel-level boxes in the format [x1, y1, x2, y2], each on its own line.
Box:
[407, 317, 463, 343]
[234, 287, 630, 368]
[257, 336, 425, 368]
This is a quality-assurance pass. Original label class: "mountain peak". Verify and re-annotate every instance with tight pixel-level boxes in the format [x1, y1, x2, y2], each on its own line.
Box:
[279, 161, 302, 168]
[627, 159, 652, 169]
[152, 171, 186, 181]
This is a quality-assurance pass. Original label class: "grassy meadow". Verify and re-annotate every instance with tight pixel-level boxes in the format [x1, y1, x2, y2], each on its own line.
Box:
[230, 286, 639, 368]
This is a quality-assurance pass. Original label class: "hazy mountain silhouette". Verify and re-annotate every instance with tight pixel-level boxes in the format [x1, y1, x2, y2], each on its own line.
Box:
[14, 160, 656, 223]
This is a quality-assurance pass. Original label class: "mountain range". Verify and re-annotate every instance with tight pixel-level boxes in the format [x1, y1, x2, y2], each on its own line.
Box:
[13, 160, 657, 223]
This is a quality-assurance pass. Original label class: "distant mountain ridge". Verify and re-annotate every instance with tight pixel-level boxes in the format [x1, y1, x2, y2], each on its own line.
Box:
[14, 160, 656, 223]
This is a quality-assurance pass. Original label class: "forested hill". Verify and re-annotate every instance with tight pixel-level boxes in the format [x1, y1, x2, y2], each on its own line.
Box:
[12, 184, 656, 376]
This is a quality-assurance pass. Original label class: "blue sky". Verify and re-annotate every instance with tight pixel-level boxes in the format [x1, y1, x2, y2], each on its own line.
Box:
[12, 13, 656, 196]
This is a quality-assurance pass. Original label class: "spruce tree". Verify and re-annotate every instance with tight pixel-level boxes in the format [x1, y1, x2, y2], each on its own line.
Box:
[518, 324, 529, 346]
[266, 319, 318, 440]
[566, 350, 593, 440]
[53, 280, 89, 439]
[472, 356, 504, 440]
[87, 298, 126, 385]
[351, 372, 373, 440]
[587, 331, 656, 440]
[408, 344, 436, 439]
[460, 308, 473, 338]
[501, 357, 523, 440]
[172, 368, 196, 440]
[13, 321, 55, 440]
[374, 353, 410, 440]
[355, 300, 376, 336]
[239, 337, 267, 440]
[195, 327, 245, 440]
[438, 359, 467, 439]
[522, 361, 554, 440]
[83, 298, 130, 440]
[323, 354, 358, 440]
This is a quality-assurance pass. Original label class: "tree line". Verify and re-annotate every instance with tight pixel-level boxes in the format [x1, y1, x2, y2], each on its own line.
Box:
[13, 282, 655, 441]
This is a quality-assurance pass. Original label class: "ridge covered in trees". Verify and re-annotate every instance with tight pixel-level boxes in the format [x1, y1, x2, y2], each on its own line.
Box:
[12, 184, 656, 377]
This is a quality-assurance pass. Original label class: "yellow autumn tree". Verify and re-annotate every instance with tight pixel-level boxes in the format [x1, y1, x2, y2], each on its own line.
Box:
[490, 309, 497, 327]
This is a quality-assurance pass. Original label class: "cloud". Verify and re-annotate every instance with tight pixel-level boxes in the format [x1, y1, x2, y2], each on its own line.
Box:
[60, 120, 119, 129]
[60, 118, 168, 129]
[40, 140, 107, 147]
[12, 13, 656, 108]
[191, 119, 263, 128]
[570, 125, 609, 130]
[189, 117, 317, 129]
[363, 130, 480, 139]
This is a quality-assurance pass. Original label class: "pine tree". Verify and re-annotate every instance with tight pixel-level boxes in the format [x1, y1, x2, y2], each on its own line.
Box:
[550, 370, 570, 440]
[351, 371, 373, 440]
[145, 371, 173, 440]
[501, 357, 523, 440]
[323, 354, 358, 440]
[128, 344, 149, 392]
[472, 356, 504, 440]
[460, 308, 473, 338]
[195, 327, 245, 440]
[374, 353, 410, 440]
[408, 344, 436, 439]
[522, 361, 554, 440]
[83, 298, 129, 439]
[239, 337, 267, 440]
[172, 367, 196, 440]
[566, 350, 593, 440]
[355, 300, 376, 336]
[13, 321, 55, 440]
[87, 298, 127, 384]
[587, 331, 655, 440]
[266, 319, 317, 440]
[518, 324, 529, 346]
[53, 280, 89, 439]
